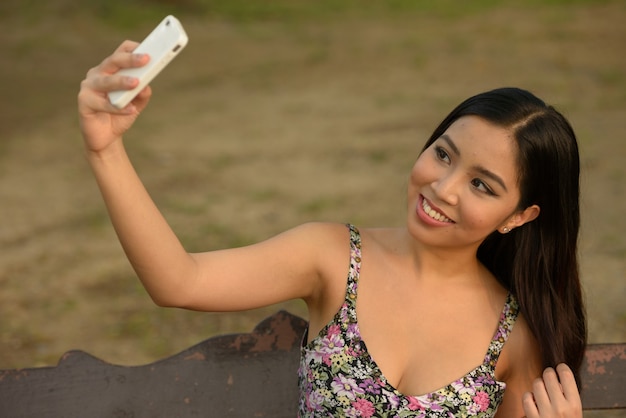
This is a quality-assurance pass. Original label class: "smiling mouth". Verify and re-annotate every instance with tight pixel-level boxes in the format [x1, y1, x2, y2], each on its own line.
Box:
[421, 197, 454, 223]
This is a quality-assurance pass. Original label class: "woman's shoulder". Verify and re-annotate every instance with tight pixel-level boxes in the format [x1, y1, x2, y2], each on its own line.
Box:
[285, 222, 357, 264]
[289, 221, 353, 244]
[290, 222, 399, 246]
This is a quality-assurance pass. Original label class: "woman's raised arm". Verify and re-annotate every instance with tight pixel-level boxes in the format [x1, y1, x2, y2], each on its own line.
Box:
[77, 41, 337, 313]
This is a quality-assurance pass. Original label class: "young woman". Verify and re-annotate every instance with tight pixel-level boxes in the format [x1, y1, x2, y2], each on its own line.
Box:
[78, 41, 586, 417]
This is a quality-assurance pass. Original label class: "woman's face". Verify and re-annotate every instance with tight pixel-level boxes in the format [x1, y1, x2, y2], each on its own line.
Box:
[407, 115, 535, 250]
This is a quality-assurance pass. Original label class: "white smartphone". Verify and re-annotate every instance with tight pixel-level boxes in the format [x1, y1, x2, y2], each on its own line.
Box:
[108, 15, 188, 109]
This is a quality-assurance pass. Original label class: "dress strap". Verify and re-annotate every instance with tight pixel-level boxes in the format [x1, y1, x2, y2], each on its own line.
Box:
[344, 224, 362, 309]
[483, 293, 520, 369]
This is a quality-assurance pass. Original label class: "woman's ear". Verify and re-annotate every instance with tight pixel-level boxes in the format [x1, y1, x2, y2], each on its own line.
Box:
[511, 204, 541, 229]
[500, 205, 540, 233]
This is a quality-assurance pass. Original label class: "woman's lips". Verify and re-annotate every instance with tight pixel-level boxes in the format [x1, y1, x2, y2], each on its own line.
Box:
[418, 195, 454, 224]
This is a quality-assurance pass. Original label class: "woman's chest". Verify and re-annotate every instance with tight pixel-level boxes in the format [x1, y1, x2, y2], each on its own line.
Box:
[354, 274, 506, 396]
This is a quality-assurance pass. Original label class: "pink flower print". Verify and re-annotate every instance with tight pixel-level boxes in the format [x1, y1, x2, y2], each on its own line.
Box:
[319, 332, 344, 356]
[306, 390, 326, 411]
[328, 324, 341, 338]
[352, 398, 376, 418]
[407, 397, 423, 411]
[322, 354, 333, 367]
[306, 349, 324, 365]
[473, 391, 490, 412]
[332, 375, 365, 400]
[415, 394, 445, 411]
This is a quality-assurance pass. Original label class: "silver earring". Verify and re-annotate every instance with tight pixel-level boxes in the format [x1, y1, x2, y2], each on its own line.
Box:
[502, 227, 510, 233]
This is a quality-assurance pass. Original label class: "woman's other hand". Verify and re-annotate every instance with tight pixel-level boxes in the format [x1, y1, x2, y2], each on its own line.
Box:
[522, 363, 582, 418]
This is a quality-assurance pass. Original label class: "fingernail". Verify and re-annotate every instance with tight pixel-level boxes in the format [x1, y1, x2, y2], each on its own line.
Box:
[133, 53, 148, 63]
[125, 76, 138, 86]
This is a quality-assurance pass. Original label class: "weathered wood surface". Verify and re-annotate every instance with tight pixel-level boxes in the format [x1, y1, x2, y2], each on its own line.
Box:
[0, 310, 307, 418]
[0, 310, 624, 417]
[580, 343, 626, 410]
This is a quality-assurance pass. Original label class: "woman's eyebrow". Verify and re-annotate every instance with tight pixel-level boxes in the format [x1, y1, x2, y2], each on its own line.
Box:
[439, 134, 508, 192]
[440, 134, 460, 156]
[475, 166, 508, 192]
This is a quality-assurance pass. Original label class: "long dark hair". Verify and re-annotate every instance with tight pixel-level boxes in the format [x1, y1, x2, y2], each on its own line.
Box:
[422, 87, 587, 384]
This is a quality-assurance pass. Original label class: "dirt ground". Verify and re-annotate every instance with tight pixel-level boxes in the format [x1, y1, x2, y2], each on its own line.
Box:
[1, 2, 625, 415]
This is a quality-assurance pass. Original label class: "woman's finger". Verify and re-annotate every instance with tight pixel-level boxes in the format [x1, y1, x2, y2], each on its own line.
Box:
[100, 40, 141, 73]
[129, 85, 152, 113]
[78, 88, 135, 116]
[542, 367, 564, 402]
[531, 374, 552, 415]
[78, 77, 138, 115]
[87, 72, 139, 94]
[522, 391, 539, 418]
[556, 364, 582, 409]
[114, 39, 140, 54]
[95, 41, 149, 76]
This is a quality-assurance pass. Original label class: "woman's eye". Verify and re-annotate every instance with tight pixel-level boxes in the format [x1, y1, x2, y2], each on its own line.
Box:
[471, 178, 495, 195]
[435, 146, 450, 162]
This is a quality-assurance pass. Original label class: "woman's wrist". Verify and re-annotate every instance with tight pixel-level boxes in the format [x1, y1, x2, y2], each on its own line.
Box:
[84, 137, 127, 165]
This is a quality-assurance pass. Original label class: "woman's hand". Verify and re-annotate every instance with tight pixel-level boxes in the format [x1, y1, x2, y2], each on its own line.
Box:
[77, 40, 152, 153]
[522, 363, 582, 418]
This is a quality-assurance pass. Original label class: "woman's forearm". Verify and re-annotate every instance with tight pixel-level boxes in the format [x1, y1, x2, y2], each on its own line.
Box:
[86, 139, 197, 307]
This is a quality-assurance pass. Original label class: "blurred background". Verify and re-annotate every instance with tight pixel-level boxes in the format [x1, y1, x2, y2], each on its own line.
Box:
[0, 0, 624, 413]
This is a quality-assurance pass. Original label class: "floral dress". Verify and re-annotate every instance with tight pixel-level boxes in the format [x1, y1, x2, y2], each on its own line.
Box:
[298, 224, 520, 417]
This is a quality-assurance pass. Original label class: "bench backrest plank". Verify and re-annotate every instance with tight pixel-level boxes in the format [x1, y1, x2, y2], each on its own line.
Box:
[0, 311, 623, 417]
[580, 343, 626, 410]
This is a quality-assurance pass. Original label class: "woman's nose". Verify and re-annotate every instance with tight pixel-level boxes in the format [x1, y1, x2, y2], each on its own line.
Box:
[432, 173, 460, 206]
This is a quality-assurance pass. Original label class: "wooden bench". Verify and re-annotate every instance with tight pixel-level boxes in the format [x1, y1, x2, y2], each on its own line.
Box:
[0, 311, 624, 417]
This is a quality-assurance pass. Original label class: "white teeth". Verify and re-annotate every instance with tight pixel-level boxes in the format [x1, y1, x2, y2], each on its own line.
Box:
[422, 198, 452, 223]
